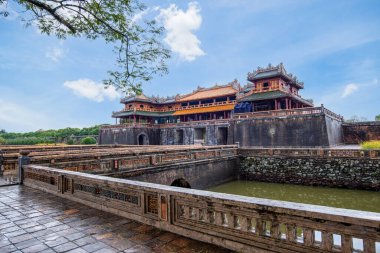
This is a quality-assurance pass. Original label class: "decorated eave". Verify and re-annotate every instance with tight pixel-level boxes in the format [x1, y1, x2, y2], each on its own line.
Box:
[120, 80, 241, 105]
[177, 80, 241, 102]
[120, 94, 177, 105]
[247, 63, 304, 89]
[238, 90, 314, 107]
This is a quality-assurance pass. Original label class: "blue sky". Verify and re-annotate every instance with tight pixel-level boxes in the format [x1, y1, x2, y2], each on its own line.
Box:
[1, 0, 380, 132]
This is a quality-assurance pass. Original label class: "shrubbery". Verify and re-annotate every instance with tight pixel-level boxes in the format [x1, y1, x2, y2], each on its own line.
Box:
[80, 137, 97, 145]
[0, 125, 105, 145]
[361, 141, 380, 149]
[0, 137, 6, 145]
[4, 137, 54, 145]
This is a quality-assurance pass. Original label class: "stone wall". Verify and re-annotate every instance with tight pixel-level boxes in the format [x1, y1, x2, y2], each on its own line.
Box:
[240, 156, 380, 190]
[100, 113, 343, 147]
[233, 114, 343, 147]
[99, 127, 160, 145]
[160, 124, 231, 145]
[343, 121, 380, 144]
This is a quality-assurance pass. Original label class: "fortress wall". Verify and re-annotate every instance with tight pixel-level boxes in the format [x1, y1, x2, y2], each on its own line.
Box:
[240, 156, 380, 190]
[99, 127, 160, 145]
[100, 114, 344, 147]
[233, 114, 335, 147]
[343, 121, 380, 144]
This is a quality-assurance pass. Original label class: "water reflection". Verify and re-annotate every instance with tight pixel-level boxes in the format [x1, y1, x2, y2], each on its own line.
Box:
[207, 180, 380, 213]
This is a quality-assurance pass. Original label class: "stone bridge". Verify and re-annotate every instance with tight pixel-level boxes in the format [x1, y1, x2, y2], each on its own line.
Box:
[0, 145, 238, 189]
[105, 156, 238, 190]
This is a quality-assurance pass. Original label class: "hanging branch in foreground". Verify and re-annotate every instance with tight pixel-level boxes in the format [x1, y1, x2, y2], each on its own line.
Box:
[0, 0, 171, 95]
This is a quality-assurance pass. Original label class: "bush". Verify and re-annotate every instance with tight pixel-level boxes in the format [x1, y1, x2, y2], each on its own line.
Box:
[66, 139, 75, 145]
[4, 137, 54, 145]
[0, 137, 5, 145]
[361, 141, 380, 149]
[80, 137, 97, 145]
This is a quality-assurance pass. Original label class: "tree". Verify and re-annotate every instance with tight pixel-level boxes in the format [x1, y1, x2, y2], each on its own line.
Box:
[345, 115, 368, 123]
[376, 115, 380, 121]
[80, 136, 97, 145]
[0, 0, 170, 94]
[0, 137, 6, 145]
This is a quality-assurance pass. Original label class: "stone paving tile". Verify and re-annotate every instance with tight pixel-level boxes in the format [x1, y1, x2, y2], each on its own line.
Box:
[0, 185, 234, 253]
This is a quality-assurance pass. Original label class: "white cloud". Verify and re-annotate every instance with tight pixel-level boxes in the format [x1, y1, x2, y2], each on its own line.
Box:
[0, 99, 51, 132]
[64, 79, 120, 102]
[132, 8, 150, 23]
[45, 47, 66, 62]
[341, 83, 359, 98]
[158, 2, 205, 61]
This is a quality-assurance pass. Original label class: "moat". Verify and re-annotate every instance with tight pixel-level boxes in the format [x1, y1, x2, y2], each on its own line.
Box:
[208, 180, 380, 213]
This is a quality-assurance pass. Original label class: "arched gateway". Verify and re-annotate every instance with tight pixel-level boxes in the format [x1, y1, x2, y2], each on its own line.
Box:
[171, 178, 191, 188]
[137, 133, 149, 145]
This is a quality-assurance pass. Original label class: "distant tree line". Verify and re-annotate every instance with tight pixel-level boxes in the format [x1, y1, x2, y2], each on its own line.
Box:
[0, 125, 105, 145]
[345, 114, 380, 123]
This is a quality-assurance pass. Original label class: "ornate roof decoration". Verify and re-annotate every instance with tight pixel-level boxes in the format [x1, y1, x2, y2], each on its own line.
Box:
[247, 63, 304, 89]
[177, 82, 240, 102]
[121, 81, 241, 104]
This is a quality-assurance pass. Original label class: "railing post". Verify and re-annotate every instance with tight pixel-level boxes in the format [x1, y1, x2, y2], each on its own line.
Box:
[0, 150, 3, 176]
[18, 151, 30, 184]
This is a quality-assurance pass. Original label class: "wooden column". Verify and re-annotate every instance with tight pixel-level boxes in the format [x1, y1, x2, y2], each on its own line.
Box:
[274, 99, 278, 110]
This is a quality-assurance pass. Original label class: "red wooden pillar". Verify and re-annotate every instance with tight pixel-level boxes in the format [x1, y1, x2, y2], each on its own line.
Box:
[274, 99, 278, 110]
[133, 114, 136, 123]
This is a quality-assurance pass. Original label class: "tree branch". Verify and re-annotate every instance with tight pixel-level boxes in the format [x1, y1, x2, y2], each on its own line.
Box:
[23, 0, 76, 33]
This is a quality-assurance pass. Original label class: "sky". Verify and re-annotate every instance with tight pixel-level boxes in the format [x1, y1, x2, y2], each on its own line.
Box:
[0, 0, 380, 132]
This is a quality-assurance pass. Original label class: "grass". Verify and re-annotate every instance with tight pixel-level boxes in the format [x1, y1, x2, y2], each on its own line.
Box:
[361, 140, 380, 149]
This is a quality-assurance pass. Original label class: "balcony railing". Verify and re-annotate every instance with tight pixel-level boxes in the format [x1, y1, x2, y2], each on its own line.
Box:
[233, 106, 343, 121]
[112, 100, 236, 116]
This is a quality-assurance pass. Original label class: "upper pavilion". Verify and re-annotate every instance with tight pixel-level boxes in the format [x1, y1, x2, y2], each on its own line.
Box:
[112, 63, 313, 124]
[236, 63, 313, 112]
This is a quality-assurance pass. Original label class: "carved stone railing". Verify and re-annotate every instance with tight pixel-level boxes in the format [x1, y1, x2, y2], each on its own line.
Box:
[22, 165, 380, 253]
[0, 145, 138, 178]
[239, 148, 380, 159]
[31, 146, 237, 173]
[112, 100, 236, 116]
[101, 118, 232, 129]
[233, 106, 343, 121]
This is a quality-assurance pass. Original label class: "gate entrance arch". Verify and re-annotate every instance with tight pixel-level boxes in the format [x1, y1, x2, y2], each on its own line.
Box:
[137, 133, 149, 145]
[171, 178, 191, 188]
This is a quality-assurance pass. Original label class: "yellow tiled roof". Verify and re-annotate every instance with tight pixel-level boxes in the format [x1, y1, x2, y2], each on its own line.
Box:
[173, 104, 235, 115]
[178, 86, 238, 102]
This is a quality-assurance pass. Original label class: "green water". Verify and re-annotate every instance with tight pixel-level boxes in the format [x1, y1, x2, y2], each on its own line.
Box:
[208, 181, 380, 213]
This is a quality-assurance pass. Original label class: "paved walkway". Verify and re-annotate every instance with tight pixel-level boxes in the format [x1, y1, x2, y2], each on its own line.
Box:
[0, 185, 233, 253]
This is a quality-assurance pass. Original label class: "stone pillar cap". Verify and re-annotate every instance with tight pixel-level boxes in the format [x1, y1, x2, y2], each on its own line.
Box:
[19, 150, 31, 156]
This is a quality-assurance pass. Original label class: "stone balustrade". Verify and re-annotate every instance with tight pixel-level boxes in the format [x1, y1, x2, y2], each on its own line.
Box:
[22, 164, 380, 253]
[233, 106, 343, 121]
